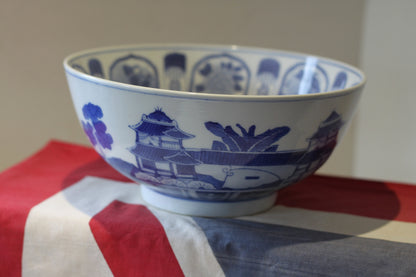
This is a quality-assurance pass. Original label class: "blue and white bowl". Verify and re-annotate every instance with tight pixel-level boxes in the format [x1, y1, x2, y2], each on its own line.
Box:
[64, 44, 365, 217]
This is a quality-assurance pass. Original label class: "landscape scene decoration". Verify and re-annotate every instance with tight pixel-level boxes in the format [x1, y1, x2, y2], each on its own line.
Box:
[74, 50, 347, 201]
[81, 103, 343, 202]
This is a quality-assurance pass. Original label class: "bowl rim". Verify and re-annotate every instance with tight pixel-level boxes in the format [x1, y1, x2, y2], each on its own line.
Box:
[63, 43, 366, 101]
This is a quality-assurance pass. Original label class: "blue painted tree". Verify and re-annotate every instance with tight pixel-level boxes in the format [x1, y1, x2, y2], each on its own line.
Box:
[205, 122, 290, 152]
[82, 103, 113, 150]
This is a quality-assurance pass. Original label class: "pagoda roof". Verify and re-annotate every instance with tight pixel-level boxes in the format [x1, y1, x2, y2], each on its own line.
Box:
[129, 110, 194, 139]
[323, 111, 342, 124]
[130, 120, 171, 136]
[164, 128, 195, 140]
[147, 109, 173, 123]
[164, 151, 201, 165]
[309, 111, 343, 139]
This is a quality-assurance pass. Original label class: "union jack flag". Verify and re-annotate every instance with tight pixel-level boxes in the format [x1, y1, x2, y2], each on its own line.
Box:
[1, 141, 415, 276]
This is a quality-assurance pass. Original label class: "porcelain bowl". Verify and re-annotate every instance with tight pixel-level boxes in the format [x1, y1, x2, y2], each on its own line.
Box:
[63, 44, 365, 217]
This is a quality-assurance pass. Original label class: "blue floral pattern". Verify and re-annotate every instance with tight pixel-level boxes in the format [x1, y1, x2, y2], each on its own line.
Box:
[189, 53, 251, 94]
[279, 60, 329, 95]
[109, 54, 159, 88]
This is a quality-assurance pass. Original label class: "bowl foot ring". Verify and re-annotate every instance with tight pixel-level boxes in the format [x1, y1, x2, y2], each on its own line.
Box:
[140, 185, 277, 217]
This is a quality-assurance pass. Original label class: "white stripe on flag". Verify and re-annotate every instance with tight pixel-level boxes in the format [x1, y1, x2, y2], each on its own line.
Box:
[239, 205, 416, 244]
[22, 191, 113, 277]
[22, 177, 225, 277]
[22, 177, 143, 277]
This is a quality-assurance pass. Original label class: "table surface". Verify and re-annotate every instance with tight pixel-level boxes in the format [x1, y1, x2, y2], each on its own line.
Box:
[1, 140, 416, 277]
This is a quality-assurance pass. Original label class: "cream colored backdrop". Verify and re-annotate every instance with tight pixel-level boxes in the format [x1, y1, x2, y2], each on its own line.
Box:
[354, 0, 416, 183]
[0, 1, 388, 181]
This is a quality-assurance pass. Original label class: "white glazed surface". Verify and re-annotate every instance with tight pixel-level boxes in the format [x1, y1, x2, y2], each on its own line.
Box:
[64, 45, 365, 216]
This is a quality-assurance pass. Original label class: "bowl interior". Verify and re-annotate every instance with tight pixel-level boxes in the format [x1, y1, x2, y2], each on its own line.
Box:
[66, 45, 364, 96]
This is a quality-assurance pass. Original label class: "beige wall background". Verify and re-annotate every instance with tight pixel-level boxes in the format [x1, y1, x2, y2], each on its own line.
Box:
[0, 1, 414, 183]
[354, 0, 416, 184]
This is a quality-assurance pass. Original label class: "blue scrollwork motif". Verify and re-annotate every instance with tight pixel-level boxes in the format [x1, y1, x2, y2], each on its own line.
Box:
[332, 71, 348, 90]
[255, 58, 280, 95]
[164, 53, 186, 91]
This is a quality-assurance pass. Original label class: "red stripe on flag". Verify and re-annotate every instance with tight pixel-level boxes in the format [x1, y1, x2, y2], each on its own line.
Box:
[386, 181, 416, 223]
[277, 174, 416, 222]
[0, 140, 126, 276]
[89, 201, 184, 277]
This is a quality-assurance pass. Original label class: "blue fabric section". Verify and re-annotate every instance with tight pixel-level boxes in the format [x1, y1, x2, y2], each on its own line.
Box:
[192, 217, 416, 277]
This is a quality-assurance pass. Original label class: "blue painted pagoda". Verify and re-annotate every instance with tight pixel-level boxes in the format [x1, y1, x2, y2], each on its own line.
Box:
[129, 109, 200, 178]
[286, 111, 343, 183]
